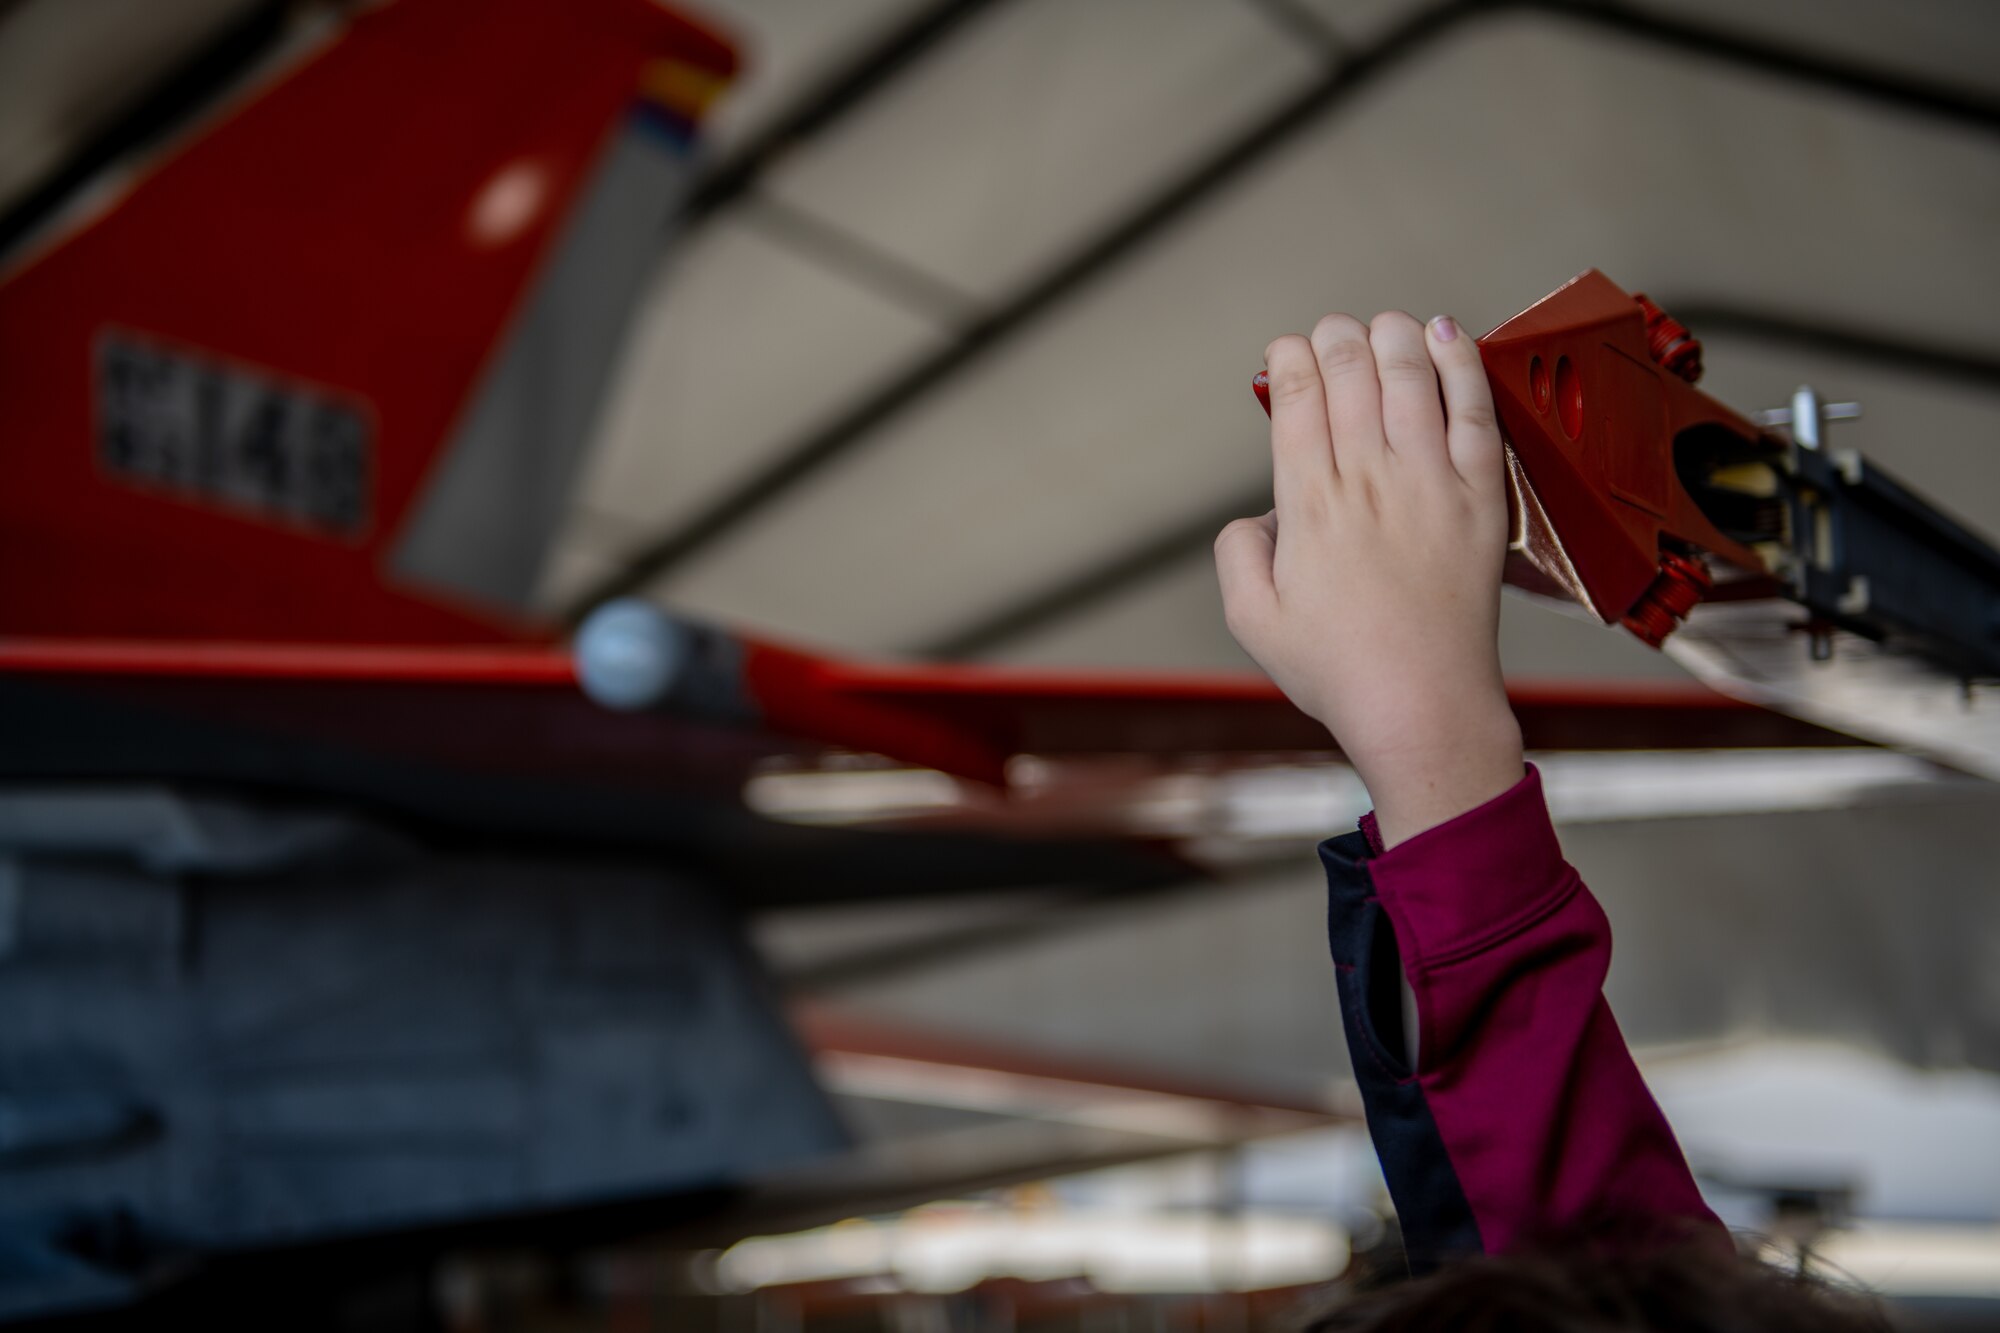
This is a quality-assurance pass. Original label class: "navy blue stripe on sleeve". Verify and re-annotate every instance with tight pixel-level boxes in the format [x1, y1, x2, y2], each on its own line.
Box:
[1321, 831, 1484, 1273]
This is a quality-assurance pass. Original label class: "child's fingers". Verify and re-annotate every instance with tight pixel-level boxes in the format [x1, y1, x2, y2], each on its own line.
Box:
[1426, 315, 1504, 486]
[1214, 511, 1279, 639]
[1264, 335, 1336, 520]
[1369, 311, 1443, 463]
[1310, 314, 1385, 471]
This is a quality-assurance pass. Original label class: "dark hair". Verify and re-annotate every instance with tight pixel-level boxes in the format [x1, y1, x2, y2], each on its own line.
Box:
[1299, 1234, 1893, 1333]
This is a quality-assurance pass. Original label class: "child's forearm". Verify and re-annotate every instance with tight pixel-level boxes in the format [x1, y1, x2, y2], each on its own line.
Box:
[1324, 767, 1725, 1266]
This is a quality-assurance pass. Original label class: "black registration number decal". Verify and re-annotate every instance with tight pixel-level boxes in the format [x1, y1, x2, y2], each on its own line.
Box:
[96, 331, 372, 536]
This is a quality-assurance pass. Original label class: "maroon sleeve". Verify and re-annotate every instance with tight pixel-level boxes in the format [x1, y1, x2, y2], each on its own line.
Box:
[1319, 765, 1724, 1270]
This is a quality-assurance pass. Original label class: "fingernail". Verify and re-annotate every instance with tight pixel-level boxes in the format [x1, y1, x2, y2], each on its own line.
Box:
[1430, 315, 1458, 342]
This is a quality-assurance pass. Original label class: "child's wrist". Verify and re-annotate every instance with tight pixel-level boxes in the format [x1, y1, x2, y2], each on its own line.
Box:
[1348, 705, 1525, 850]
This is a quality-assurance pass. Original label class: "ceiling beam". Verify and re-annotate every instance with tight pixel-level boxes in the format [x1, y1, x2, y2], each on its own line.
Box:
[1673, 305, 2000, 391]
[917, 489, 1267, 660]
[566, 0, 2000, 622]
[678, 0, 1016, 229]
[0, 0, 294, 260]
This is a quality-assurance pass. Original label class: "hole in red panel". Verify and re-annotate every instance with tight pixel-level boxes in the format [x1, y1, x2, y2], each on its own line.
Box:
[1529, 356, 1550, 412]
[1555, 355, 1582, 439]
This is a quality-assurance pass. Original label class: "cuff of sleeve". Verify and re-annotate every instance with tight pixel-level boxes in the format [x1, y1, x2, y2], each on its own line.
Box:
[1362, 764, 1572, 965]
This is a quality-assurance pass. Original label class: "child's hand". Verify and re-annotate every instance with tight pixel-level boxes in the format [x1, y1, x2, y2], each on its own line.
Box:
[1215, 312, 1524, 849]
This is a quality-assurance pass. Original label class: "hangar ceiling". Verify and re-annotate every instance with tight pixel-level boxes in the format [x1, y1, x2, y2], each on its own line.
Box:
[535, 0, 2000, 690]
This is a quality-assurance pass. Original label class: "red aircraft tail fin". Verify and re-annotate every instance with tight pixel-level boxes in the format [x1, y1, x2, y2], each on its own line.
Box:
[0, 0, 735, 644]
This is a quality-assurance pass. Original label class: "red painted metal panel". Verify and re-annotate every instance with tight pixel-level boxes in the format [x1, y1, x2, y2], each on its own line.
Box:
[1253, 271, 1788, 646]
[1477, 271, 1777, 637]
[0, 0, 734, 644]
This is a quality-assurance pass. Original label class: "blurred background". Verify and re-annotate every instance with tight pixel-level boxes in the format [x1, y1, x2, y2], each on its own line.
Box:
[3, 0, 1999, 1328]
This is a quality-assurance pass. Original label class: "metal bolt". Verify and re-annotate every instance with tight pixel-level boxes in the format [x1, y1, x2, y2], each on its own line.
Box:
[1751, 400, 1862, 431]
